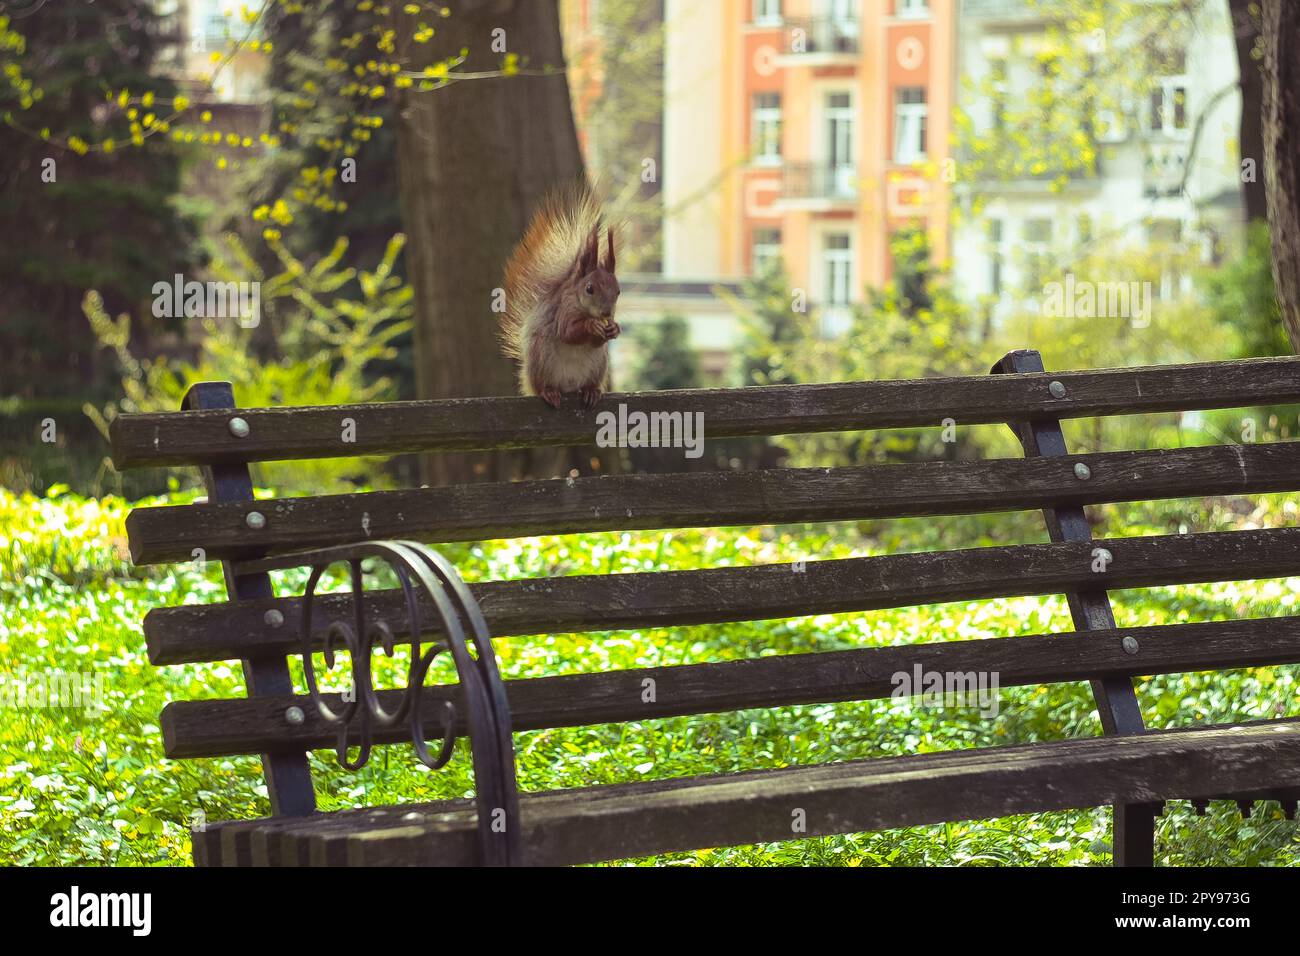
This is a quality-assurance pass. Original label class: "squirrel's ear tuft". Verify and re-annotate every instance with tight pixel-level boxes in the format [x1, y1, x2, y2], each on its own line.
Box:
[580, 224, 599, 275]
[604, 225, 616, 273]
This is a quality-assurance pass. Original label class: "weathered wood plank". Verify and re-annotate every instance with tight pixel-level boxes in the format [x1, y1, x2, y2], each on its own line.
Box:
[195, 720, 1300, 866]
[108, 357, 1300, 469]
[125, 442, 1300, 564]
[161, 615, 1300, 759]
[144, 527, 1300, 666]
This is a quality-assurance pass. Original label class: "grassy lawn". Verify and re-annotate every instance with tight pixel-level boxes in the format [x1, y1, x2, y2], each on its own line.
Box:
[1, 485, 1297, 866]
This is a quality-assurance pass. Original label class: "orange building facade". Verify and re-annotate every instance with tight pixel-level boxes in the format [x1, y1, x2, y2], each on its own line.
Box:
[560, 1, 956, 380]
[724, 0, 955, 324]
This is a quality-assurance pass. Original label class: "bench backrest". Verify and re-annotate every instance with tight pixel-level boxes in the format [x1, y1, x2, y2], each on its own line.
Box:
[110, 353, 1300, 853]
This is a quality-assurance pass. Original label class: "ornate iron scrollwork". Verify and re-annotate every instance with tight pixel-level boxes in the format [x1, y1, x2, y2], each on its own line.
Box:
[240, 540, 520, 865]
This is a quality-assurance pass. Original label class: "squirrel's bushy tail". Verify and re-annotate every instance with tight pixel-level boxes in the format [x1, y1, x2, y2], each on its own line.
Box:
[500, 180, 603, 360]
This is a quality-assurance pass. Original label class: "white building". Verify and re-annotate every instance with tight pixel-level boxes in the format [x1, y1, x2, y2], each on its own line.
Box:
[952, 0, 1245, 323]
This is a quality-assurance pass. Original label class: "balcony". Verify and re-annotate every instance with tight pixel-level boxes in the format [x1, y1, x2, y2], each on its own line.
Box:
[782, 17, 860, 58]
[779, 163, 858, 207]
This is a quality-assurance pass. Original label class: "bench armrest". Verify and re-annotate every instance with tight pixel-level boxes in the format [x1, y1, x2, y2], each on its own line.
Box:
[235, 540, 521, 865]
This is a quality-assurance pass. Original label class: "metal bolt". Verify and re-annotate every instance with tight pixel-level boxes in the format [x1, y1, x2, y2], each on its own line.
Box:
[228, 416, 250, 438]
[264, 609, 284, 628]
[1073, 462, 1092, 480]
[284, 705, 305, 726]
[245, 510, 266, 530]
[1122, 636, 1139, 655]
[1048, 380, 1066, 399]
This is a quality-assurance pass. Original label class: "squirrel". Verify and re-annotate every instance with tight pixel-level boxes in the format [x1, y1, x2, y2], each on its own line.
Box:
[499, 183, 621, 409]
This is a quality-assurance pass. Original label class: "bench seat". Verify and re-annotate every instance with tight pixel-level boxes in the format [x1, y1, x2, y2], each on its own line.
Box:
[195, 719, 1300, 867]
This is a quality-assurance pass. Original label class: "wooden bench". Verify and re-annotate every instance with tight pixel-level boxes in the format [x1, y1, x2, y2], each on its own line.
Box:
[109, 350, 1300, 867]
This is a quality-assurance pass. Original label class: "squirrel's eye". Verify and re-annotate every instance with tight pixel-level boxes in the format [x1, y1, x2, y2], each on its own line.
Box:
[585, 283, 594, 295]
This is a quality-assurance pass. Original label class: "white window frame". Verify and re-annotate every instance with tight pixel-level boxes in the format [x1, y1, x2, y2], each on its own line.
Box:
[823, 90, 855, 194]
[896, 0, 929, 19]
[987, 217, 1005, 298]
[893, 87, 928, 164]
[828, 0, 858, 32]
[1148, 75, 1190, 139]
[754, 0, 782, 26]
[752, 228, 782, 276]
[819, 232, 855, 337]
[823, 232, 854, 307]
[1022, 217, 1053, 292]
[752, 92, 783, 166]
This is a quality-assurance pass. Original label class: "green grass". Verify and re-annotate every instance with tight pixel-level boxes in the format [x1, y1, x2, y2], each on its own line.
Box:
[1, 485, 1297, 866]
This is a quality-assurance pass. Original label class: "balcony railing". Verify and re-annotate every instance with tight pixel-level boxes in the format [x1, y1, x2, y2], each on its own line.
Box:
[783, 17, 860, 56]
[781, 163, 858, 202]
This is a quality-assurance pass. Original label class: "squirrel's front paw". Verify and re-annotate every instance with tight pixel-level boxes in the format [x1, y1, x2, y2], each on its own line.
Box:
[539, 387, 564, 408]
[602, 320, 621, 342]
[580, 384, 603, 409]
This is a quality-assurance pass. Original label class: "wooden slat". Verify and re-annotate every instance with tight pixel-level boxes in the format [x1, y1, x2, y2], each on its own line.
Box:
[144, 527, 1300, 666]
[125, 442, 1300, 564]
[109, 356, 1300, 469]
[192, 719, 1300, 866]
[161, 615, 1300, 759]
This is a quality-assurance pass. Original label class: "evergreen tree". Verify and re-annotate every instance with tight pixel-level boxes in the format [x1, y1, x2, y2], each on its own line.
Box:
[0, 0, 196, 489]
[632, 313, 700, 391]
[0, 1, 195, 403]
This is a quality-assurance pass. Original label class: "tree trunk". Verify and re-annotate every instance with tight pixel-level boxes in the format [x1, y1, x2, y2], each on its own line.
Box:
[1228, 0, 1267, 221]
[1260, 0, 1300, 351]
[390, 0, 605, 483]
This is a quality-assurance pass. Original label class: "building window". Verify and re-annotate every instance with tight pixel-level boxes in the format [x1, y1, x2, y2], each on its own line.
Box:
[897, 0, 929, 17]
[989, 58, 1007, 131]
[893, 87, 927, 164]
[752, 92, 782, 165]
[754, 0, 781, 26]
[752, 228, 782, 276]
[1023, 218, 1052, 290]
[825, 91, 855, 194]
[1076, 212, 1093, 248]
[1149, 77, 1189, 136]
[1149, 219, 1185, 300]
[987, 218, 1004, 297]
[829, 0, 857, 25]
[823, 233, 853, 306]
[821, 232, 854, 336]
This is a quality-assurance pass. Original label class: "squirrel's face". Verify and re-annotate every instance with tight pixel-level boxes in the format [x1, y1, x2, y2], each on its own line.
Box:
[575, 224, 619, 320]
[578, 267, 620, 320]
